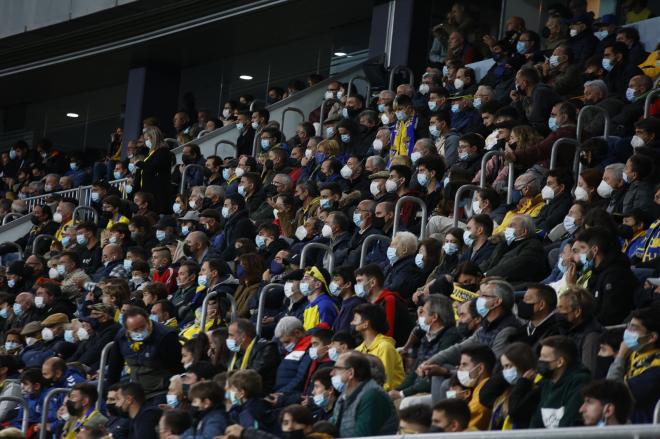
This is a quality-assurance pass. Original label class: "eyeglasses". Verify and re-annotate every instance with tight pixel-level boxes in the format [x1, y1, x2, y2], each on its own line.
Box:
[480, 294, 497, 299]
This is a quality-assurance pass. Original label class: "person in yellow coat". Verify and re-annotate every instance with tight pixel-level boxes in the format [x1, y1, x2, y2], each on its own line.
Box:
[494, 172, 545, 235]
[60, 383, 108, 439]
[352, 303, 404, 391]
[179, 300, 218, 341]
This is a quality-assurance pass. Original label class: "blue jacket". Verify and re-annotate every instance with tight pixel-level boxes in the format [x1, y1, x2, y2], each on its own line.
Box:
[13, 388, 46, 427]
[274, 338, 313, 395]
[181, 408, 228, 439]
[383, 255, 423, 301]
[21, 338, 76, 367]
[230, 398, 277, 433]
[332, 296, 366, 334]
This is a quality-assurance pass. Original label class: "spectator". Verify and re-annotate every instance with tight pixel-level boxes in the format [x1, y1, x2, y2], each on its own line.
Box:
[352, 304, 404, 391]
[398, 404, 432, 434]
[329, 352, 399, 437]
[60, 383, 108, 436]
[226, 319, 280, 392]
[181, 381, 228, 439]
[300, 266, 337, 330]
[116, 382, 162, 439]
[510, 67, 561, 135]
[579, 379, 633, 426]
[226, 369, 277, 432]
[431, 398, 472, 433]
[529, 336, 591, 428]
[135, 127, 173, 214]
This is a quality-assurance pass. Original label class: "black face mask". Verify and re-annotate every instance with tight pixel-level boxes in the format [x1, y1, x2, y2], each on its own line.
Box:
[31, 216, 41, 225]
[183, 243, 194, 257]
[282, 430, 306, 439]
[516, 301, 535, 320]
[456, 322, 472, 338]
[541, 26, 551, 38]
[594, 355, 614, 379]
[537, 360, 554, 378]
[66, 400, 82, 417]
[428, 426, 445, 433]
[372, 217, 385, 230]
[106, 403, 120, 417]
[182, 154, 194, 165]
[617, 224, 634, 240]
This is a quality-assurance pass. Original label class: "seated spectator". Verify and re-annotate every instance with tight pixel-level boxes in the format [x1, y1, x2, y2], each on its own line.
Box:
[579, 379, 633, 426]
[487, 214, 548, 282]
[115, 382, 162, 439]
[60, 383, 108, 437]
[352, 304, 404, 391]
[535, 168, 574, 235]
[329, 266, 365, 334]
[431, 398, 472, 433]
[530, 335, 591, 428]
[300, 266, 337, 330]
[383, 231, 424, 301]
[398, 404, 432, 434]
[606, 307, 660, 423]
[329, 352, 399, 437]
[227, 369, 278, 433]
[226, 319, 280, 392]
[272, 316, 312, 398]
[181, 381, 228, 439]
[456, 344, 496, 430]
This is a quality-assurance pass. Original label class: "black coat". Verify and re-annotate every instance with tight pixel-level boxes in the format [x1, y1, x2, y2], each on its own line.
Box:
[67, 321, 121, 369]
[221, 209, 257, 260]
[136, 147, 174, 214]
[487, 237, 548, 283]
[383, 255, 424, 302]
[237, 127, 256, 156]
[227, 338, 281, 393]
[534, 189, 573, 234]
[605, 61, 643, 100]
[587, 252, 637, 325]
[567, 30, 598, 68]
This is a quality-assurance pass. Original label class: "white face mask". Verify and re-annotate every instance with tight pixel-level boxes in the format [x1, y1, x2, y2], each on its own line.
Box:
[321, 224, 333, 238]
[541, 185, 555, 201]
[372, 138, 384, 152]
[574, 186, 589, 201]
[454, 78, 465, 90]
[295, 225, 308, 241]
[630, 135, 645, 149]
[597, 180, 614, 198]
[385, 179, 398, 193]
[370, 181, 381, 197]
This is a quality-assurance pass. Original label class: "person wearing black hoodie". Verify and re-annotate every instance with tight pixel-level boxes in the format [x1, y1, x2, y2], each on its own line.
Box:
[578, 227, 637, 326]
[535, 168, 574, 236]
[510, 67, 561, 136]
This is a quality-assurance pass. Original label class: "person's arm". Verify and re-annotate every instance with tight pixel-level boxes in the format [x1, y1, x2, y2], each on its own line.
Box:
[558, 374, 591, 427]
[158, 331, 184, 375]
[507, 377, 541, 428]
[133, 409, 161, 439]
[352, 389, 396, 437]
[278, 355, 313, 394]
[0, 381, 21, 422]
[428, 332, 477, 366]
[491, 326, 520, 358]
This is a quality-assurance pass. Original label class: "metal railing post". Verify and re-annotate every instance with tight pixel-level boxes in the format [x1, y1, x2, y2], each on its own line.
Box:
[347, 76, 372, 103]
[479, 150, 506, 188]
[572, 145, 588, 183]
[392, 196, 428, 240]
[0, 396, 29, 433]
[249, 99, 266, 112]
[32, 234, 56, 255]
[2, 213, 23, 225]
[179, 164, 206, 195]
[256, 283, 282, 337]
[73, 206, 99, 225]
[360, 234, 391, 268]
[577, 105, 610, 143]
[164, 138, 179, 149]
[96, 341, 115, 411]
[300, 242, 335, 273]
[199, 291, 217, 333]
[214, 140, 237, 157]
[40, 388, 70, 439]
[453, 185, 482, 227]
[506, 162, 514, 205]
[388, 65, 415, 91]
[280, 107, 306, 139]
[549, 138, 579, 169]
[644, 88, 660, 119]
[654, 397, 660, 424]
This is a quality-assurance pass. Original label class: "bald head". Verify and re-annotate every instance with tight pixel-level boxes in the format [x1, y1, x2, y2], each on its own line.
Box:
[185, 231, 209, 259]
[102, 244, 123, 264]
[16, 292, 34, 307]
[396, 84, 414, 98]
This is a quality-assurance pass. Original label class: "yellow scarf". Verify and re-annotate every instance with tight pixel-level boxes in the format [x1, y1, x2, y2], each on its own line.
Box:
[128, 321, 153, 352]
[230, 338, 255, 370]
[627, 348, 660, 379]
[64, 408, 99, 439]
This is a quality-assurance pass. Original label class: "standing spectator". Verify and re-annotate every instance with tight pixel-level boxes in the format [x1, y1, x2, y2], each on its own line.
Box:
[135, 127, 173, 214]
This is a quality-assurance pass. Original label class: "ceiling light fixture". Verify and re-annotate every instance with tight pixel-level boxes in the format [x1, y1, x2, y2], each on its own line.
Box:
[334, 52, 347, 57]
[66, 112, 79, 118]
[239, 75, 253, 80]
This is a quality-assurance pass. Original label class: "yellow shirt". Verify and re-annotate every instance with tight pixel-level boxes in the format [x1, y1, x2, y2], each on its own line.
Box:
[55, 219, 74, 241]
[106, 215, 129, 229]
[179, 318, 215, 341]
[355, 333, 404, 391]
[493, 194, 545, 235]
[468, 377, 491, 431]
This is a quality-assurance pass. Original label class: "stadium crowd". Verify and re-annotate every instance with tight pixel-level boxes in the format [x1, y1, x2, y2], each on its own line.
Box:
[0, 1, 659, 438]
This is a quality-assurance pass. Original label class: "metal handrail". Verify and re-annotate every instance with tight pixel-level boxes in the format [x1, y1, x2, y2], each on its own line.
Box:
[32, 234, 56, 255]
[549, 138, 579, 169]
[200, 291, 238, 333]
[2, 242, 23, 260]
[576, 105, 610, 143]
[197, 130, 210, 139]
[280, 107, 306, 138]
[0, 396, 29, 433]
[654, 398, 660, 424]
[319, 98, 340, 136]
[2, 213, 23, 225]
[249, 99, 266, 112]
[453, 184, 482, 227]
[479, 150, 505, 188]
[572, 145, 589, 182]
[392, 196, 428, 240]
[255, 283, 282, 337]
[360, 234, 391, 268]
[73, 206, 98, 225]
[388, 65, 415, 91]
[96, 341, 115, 411]
[179, 164, 206, 194]
[347, 75, 372, 102]
[644, 88, 660, 118]
[39, 388, 70, 439]
[164, 138, 179, 149]
[300, 242, 335, 273]
[214, 139, 236, 157]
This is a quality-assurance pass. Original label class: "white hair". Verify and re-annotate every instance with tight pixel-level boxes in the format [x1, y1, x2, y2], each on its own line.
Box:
[393, 231, 418, 256]
[584, 80, 608, 97]
[604, 163, 625, 181]
[274, 316, 304, 338]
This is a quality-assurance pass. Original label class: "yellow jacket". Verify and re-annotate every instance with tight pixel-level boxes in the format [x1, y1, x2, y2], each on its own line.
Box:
[355, 333, 404, 391]
[639, 50, 660, 80]
[468, 377, 492, 431]
[494, 194, 545, 235]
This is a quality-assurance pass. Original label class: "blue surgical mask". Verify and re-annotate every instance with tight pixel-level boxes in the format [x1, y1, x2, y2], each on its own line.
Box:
[70, 163, 78, 171]
[548, 117, 559, 131]
[502, 367, 518, 384]
[352, 212, 363, 227]
[623, 329, 643, 351]
[377, 103, 385, 113]
[463, 230, 474, 246]
[594, 30, 608, 41]
[149, 314, 160, 323]
[124, 184, 133, 194]
[4, 341, 19, 351]
[473, 98, 482, 109]
[415, 253, 424, 269]
[625, 87, 636, 102]
[313, 393, 328, 408]
[123, 259, 132, 272]
[386, 246, 398, 265]
[315, 152, 327, 163]
[601, 58, 613, 71]
[299, 282, 311, 296]
[0, 308, 8, 319]
[429, 125, 440, 138]
[476, 297, 490, 317]
[198, 275, 208, 286]
[12, 303, 23, 317]
[156, 230, 166, 242]
[557, 258, 567, 273]
[395, 111, 408, 122]
[261, 138, 270, 150]
[516, 41, 528, 54]
[62, 236, 71, 247]
[579, 252, 592, 270]
[329, 281, 341, 296]
[331, 375, 345, 392]
[226, 338, 241, 352]
[129, 330, 149, 341]
[340, 133, 351, 143]
[7, 279, 16, 288]
[451, 103, 460, 113]
[270, 259, 285, 275]
[549, 55, 560, 67]
[417, 172, 428, 186]
[319, 198, 331, 209]
[236, 123, 244, 131]
[428, 101, 437, 111]
[418, 315, 431, 333]
[113, 171, 122, 180]
[166, 394, 179, 408]
[458, 151, 469, 161]
[443, 242, 459, 255]
[325, 127, 335, 138]
[255, 235, 266, 249]
[221, 207, 230, 218]
[222, 168, 231, 180]
[354, 282, 368, 298]
[64, 330, 75, 343]
[504, 227, 516, 245]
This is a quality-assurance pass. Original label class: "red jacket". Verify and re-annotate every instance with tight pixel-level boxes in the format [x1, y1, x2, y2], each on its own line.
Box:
[152, 267, 177, 293]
